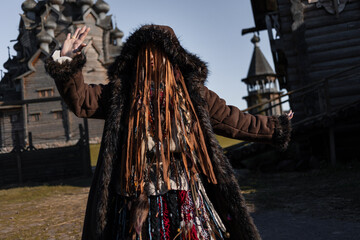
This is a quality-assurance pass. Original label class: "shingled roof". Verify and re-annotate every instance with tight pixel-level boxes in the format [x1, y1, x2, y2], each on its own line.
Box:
[246, 35, 275, 78]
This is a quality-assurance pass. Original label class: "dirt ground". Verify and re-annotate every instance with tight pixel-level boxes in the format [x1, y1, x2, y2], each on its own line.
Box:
[0, 181, 89, 240]
[239, 168, 360, 240]
[1, 165, 360, 239]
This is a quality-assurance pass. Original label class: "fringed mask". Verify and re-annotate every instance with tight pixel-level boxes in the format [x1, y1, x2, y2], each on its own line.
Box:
[121, 45, 217, 195]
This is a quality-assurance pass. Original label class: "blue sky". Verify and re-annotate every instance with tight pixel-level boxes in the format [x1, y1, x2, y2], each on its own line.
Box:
[0, 0, 274, 110]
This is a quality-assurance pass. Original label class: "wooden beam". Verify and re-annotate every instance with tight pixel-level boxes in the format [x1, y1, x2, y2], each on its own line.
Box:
[0, 97, 62, 106]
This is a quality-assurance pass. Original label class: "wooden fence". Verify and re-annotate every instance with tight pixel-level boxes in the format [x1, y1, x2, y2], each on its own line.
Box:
[0, 124, 91, 187]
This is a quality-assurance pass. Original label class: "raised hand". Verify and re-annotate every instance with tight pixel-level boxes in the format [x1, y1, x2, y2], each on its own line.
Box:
[60, 26, 91, 58]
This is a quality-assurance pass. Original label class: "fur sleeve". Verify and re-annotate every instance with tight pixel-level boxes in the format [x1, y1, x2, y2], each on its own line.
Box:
[203, 85, 292, 149]
[45, 54, 109, 119]
[45, 53, 86, 81]
[270, 114, 292, 151]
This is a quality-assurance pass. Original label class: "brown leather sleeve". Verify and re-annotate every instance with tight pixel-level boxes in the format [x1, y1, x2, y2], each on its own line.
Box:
[203, 86, 291, 149]
[45, 54, 110, 119]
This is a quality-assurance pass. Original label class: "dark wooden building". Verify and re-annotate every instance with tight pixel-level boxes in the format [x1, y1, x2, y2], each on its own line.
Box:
[239, 0, 360, 166]
[0, 0, 123, 150]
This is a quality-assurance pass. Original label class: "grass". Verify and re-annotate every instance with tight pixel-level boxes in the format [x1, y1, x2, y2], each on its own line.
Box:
[89, 143, 100, 167]
[215, 135, 242, 148]
[0, 181, 89, 240]
[0, 185, 82, 204]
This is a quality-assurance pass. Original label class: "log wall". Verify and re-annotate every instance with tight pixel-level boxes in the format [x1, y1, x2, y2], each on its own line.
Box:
[277, 0, 360, 121]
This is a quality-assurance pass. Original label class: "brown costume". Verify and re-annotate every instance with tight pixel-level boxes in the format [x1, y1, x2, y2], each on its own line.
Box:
[45, 25, 291, 240]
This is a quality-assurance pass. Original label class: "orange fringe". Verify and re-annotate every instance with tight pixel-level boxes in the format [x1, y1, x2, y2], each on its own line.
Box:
[123, 45, 217, 194]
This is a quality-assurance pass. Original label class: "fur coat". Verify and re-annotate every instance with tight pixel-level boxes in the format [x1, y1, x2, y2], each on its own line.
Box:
[45, 25, 291, 240]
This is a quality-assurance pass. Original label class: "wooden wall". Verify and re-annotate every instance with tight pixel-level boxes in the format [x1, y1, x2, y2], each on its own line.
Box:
[0, 109, 24, 148]
[277, 0, 360, 120]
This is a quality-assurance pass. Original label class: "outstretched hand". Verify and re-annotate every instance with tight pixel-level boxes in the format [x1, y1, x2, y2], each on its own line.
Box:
[60, 26, 91, 58]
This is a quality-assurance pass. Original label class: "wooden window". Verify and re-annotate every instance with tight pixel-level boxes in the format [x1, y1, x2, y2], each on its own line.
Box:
[10, 114, 19, 123]
[36, 88, 54, 98]
[51, 110, 63, 120]
[29, 113, 41, 122]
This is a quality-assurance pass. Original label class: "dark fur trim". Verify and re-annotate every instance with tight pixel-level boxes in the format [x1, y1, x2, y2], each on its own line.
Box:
[271, 115, 292, 151]
[130, 192, 150, 234]
[45, 53, 86, 80]
[95, 79, 126, 236]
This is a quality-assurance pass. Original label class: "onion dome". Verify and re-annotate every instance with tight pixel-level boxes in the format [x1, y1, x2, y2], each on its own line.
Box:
[79, 0, 94, 6]
[49, 0, 64, 4]
[112, 27, 124, 39]
[3, 57, 11, 70]
[45, 20, 57, 30]
[251, 35, 260, 46]
[94, 0, 110, 14]
[14, 42, 22, 52]
[37, 28, 52, 44]
[21, 0, 37, 12]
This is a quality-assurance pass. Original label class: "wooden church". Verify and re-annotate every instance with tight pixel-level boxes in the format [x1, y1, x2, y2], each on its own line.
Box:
[0, 0, 123, 149]
[238, 0, 360, 167]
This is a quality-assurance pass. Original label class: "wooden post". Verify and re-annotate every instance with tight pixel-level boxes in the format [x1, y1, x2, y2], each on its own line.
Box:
[83, 118, 91, 176]
[61, 100, 71, 141]
[28, 132, 33, 147]
[79, 123, 84, 140]
[27, 132, 36, 151]
[15, 131, 23, 185]
[79, 123, 91, 176]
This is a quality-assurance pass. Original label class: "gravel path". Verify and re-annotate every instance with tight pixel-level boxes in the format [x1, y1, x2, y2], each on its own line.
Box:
[252, 210, 360, 240]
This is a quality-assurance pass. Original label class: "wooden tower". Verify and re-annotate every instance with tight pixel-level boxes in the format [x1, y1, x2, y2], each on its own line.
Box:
[242, 35, 283, 116]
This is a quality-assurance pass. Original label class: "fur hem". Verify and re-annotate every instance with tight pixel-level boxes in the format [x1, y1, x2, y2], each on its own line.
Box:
[45, 53, 86, 80]
[271, 115, 292, 151]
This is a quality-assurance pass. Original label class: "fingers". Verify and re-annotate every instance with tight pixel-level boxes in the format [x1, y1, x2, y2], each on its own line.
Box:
[79, 27, 91, 42]
[73, 27, 81, 39]
[72, 26, 90, 41]
[78, 43, 87, 51]
[73, 43, 87, 55]
[74, 26, 88, 39]
[69, 26, 90, 55]
[78, 26, 87, 37]
[66, 33, 71, 40]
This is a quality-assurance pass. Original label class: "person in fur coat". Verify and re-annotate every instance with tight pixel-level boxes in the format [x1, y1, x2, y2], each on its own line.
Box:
[45, 25, 293, 240]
